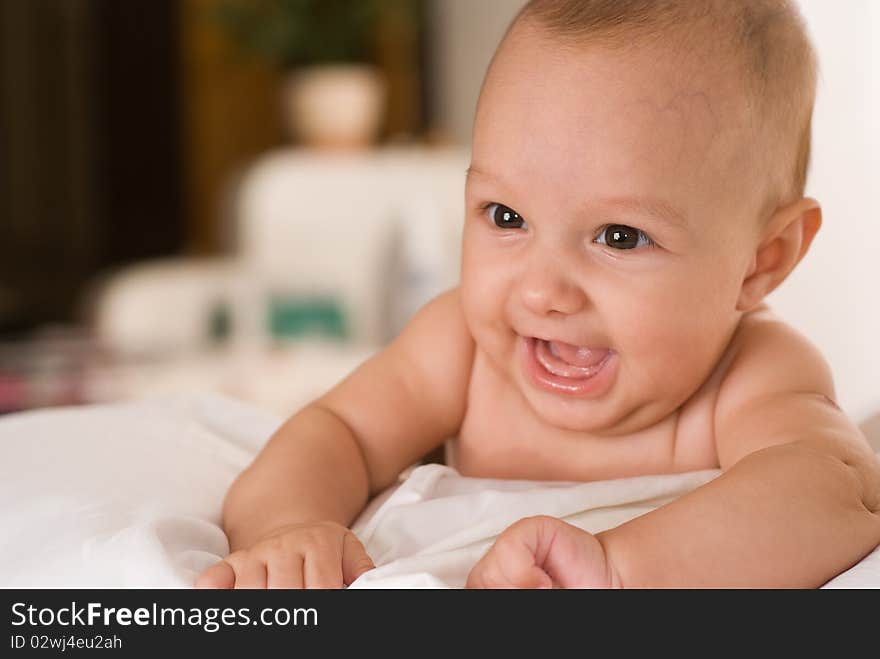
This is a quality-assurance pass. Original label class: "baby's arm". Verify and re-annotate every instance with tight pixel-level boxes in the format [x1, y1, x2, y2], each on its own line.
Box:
[596, 320, 880, 587]
[197, 288, 474, 588]
[470, 318, 880, 588]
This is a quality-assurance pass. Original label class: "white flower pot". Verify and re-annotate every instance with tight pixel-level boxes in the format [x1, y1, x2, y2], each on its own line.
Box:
[283, 64, 387, 149]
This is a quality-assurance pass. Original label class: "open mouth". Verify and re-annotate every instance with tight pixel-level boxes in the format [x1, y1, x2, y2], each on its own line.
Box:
[522, 337, 616, 397]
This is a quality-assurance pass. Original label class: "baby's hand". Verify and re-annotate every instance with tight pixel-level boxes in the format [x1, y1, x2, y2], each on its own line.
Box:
[466, 516, 620, 589]
[194, 521, 374, 589]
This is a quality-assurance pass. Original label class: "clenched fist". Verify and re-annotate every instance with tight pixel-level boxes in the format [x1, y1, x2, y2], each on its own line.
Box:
[466, 516, 621, 589]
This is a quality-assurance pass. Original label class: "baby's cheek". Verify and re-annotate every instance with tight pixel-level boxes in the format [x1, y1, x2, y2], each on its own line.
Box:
[623, 310, 699, 363]
[458, 282, 495, 338]
[460, 261, 509, 315]
[636, 317, 728, 396]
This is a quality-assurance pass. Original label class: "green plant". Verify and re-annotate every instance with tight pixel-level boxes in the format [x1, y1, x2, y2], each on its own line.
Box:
[212, 0, 392, 70]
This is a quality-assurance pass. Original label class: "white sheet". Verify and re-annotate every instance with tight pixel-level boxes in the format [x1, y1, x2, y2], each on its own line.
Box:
[0, 393, 876, 588]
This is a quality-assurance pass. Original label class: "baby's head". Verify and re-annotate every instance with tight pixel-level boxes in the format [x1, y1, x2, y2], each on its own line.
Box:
[460, 0, 822, 434]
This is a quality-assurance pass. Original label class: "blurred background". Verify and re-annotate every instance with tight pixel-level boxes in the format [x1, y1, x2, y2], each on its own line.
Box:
[0, 0, 877, 425]
[0, 0, 524, 417]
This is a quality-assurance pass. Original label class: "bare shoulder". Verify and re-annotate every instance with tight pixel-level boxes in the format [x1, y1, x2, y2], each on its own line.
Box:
[385, 287, 476, 430]
[712, 303, 862, 469]
[317, 287, 475, 491]
[719, 303, 836, 408]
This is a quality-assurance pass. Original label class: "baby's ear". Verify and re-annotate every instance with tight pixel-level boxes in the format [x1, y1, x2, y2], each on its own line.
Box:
[736, 197, 822, 312]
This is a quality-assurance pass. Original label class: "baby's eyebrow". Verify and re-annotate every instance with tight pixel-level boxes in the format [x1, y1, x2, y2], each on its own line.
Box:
[465, 166, 488, 181]
[594, 197, 689, 231]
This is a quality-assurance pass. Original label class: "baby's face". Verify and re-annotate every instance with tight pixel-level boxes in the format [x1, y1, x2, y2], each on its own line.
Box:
[461, 23, 765, 435]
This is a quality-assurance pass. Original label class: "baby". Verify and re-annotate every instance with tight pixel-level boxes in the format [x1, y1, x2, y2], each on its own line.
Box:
[198, 0, 880, 588]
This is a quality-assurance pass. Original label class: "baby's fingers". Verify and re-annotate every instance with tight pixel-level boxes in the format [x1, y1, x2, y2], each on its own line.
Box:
[194, 560, 235, 589]
[266, 553, 304, 589]
[341, 531, 375, 586]
[467, 517, 560, 589]
[467, 544, 552, 589]
[300, 532, 344, 588]
[224, 552, 268, 589]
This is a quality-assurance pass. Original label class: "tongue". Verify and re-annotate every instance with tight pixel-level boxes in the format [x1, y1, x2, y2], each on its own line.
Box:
[547, 340, 609, 367]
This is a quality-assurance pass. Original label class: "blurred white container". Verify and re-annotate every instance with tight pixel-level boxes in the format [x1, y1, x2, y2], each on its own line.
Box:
[235, 146, 469, 344]
[390, 198, 462, 338]
[87, 147, 470, 357]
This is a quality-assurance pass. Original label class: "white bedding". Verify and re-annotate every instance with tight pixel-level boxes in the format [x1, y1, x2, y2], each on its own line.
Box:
[0, 393, 877, 588]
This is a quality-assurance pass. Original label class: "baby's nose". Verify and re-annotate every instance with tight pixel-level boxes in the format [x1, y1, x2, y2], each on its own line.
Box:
[518, 262, 589, 317]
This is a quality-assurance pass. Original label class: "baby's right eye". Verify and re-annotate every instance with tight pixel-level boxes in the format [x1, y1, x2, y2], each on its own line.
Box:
[486, 203, 527, 230]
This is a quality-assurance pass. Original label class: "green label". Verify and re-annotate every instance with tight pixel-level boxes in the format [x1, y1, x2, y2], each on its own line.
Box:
[267, 295, 348, 341]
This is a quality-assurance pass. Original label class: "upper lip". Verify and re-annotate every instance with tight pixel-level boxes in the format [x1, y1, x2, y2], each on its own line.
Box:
[523, 334, 608, 349]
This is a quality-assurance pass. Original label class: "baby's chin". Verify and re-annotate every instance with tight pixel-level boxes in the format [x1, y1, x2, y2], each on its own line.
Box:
[521, 389, 625, 434]
[526, 392, 676, 439]
[515, 365, 677, 437]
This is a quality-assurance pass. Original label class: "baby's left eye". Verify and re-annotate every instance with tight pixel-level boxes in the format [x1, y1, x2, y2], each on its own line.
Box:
[594, 224, 655, 250]
[486, 203, 528, 230]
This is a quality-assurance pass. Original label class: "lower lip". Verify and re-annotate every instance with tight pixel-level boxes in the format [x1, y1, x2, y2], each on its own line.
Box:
[521, 337, 617, 398]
